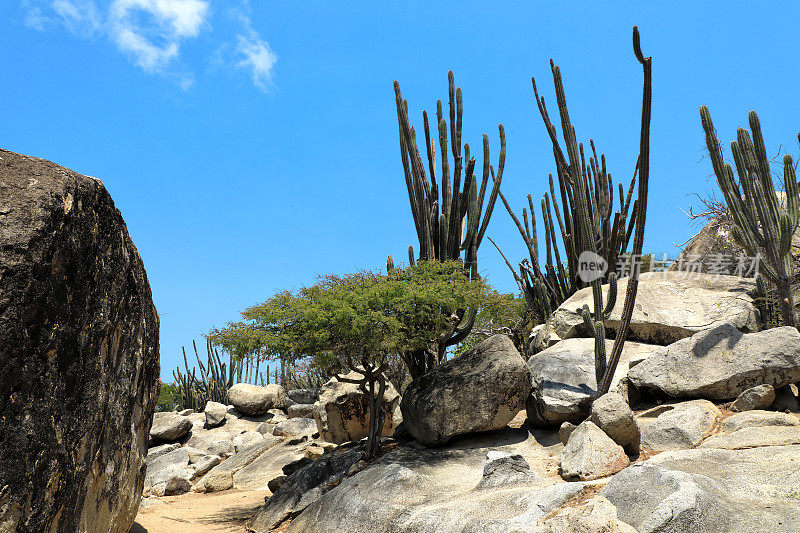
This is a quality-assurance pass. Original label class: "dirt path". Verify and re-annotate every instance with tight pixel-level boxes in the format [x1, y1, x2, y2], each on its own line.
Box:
[131, 489, 268, 533]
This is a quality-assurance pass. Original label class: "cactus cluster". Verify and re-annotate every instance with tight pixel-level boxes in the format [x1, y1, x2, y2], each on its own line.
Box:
[393, 72, 505, 377]
[700, 107, 799, 328]
[494, 62, 638, 318]
[172, 339, 271, 411]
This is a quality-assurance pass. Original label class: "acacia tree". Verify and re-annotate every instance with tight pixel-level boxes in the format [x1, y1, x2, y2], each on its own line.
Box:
[212, 260, 485, 459]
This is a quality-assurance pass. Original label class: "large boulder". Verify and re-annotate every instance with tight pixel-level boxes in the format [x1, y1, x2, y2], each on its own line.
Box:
[228, 383, 286, 416]
[552, 272, 759, 345]
[629, 324, 800, 400]
[401, 335, 530, 446]
[0, 150, 159, 532]
[526, 338, 663, 426]
[601, 445, 800, 532]
[313, 371, 402, 444]
[149, 415, 192, 443]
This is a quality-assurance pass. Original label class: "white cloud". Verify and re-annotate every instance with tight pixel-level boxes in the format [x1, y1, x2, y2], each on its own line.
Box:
[235, 15, 276, 92]
[109, 0, 210, 72]
[20, 0, 276, 92]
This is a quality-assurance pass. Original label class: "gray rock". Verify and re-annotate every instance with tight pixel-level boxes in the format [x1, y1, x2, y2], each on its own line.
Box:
[192, 455, 222, 477]
[287, 403, 315, 419]
[601, 446, 800, 532]
[273, 417, 317, 437]
[313, 371, 402, 445]
[194, 436, 281, 492]
[731, 384, 775, 412]
[552, 272, 759, 345]
[774, 384, 800, 412]
[699, 425, 800, 449]
[527, 338, 664, 426]
[232, 431, 264, 452]
[560, 421, 629, 481]
[530, 322, 561, 354]
[249, 446, 363, 531]
[163, 476, 192, 496]
[0, 149, 160, 532]
[232, 441, 307, 491]
[256, 422, 276, 435]
[288, 388, 320, 405]
[277, 436, 585, 533]
[144, 447, 193, 496]
[228, 383, 287, 416]
[559, 421, 577, 446]
[146, 443, 181, 462]
[533, 495, 637, 533]
[204, 401, 228, 427]
[475, 450, 542, 489]
[177, 409, 195, 416]
[401, 335, 530, 446]
[149, 415, 192, 443]
[637, 400, 720, 451]
[629, 324, 800, 400]
[721, 410, 800, 432]
[589, 392, 640, 455]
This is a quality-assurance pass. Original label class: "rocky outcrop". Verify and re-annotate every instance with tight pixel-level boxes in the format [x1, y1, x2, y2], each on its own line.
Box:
[248, 445, 363, 531]
[526, 338, 663, 426]
[313, 371, 402, 444]
[401, 335, 530, 446]
[194, 437, 281, 493]
[273, 418, 317, 438]
[637, 400, 720, 451]
[601, 446, 800, 532]
[229, 383, 286, 416]
[0, 150, 159, 532]
[560, 421, 629, 481]
[629, 324, 800, 400]
[552, 273, 759, 345]
[534, 495, 637, 533]
[276, 428, 584, 533]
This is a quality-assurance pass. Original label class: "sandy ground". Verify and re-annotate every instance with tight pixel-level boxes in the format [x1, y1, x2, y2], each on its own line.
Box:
[131, 489, 268, 533]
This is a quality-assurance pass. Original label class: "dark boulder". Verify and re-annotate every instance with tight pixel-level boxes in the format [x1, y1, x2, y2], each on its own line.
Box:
[0, 150, 159, 532]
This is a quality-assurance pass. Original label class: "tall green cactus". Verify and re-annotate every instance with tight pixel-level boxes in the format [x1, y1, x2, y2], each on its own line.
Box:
[172, 339, 269, 410]
[494, 56, 638, 320]
[700, 107, 799, 327]
[394, 71, 505, 378]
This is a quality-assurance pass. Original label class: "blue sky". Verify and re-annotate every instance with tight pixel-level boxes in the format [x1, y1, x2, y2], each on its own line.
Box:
[3, 1, 800, 381]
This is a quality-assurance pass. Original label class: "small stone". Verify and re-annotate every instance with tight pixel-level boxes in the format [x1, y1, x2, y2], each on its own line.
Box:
[476, 450, 541, 489]
[288, 403, 315, 419]
[204, 401, 228, 427]
[268, 475, 287, 493]
[163, 476, 192, 496]
[731, 384, 775, 412]
[305, 445, 325, 460]
[559, 422, 577, 446]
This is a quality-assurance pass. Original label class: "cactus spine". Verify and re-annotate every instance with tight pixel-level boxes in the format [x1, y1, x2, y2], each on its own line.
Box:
[700, 107, 799, 327]
[393, 71, 505, 378]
